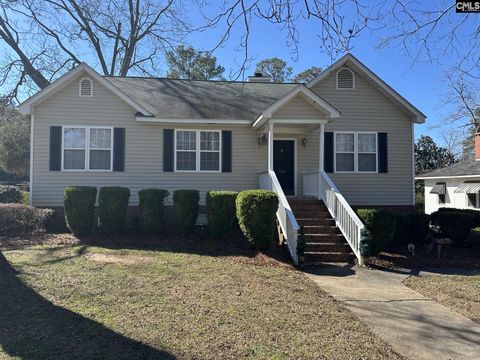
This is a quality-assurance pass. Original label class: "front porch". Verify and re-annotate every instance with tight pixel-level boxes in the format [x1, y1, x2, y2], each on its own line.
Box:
[253, 86, 365, 266]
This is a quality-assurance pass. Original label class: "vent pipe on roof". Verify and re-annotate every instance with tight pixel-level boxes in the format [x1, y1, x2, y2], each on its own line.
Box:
[247, 72, 272, 83]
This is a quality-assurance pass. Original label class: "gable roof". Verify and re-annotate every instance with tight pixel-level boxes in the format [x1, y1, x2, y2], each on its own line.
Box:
[18, 63, 152, 116]
[252, 85, 340, 128]
[416, 159, 480, 179]
[307, 53, 426, 124]
[105, 77, 297, 121]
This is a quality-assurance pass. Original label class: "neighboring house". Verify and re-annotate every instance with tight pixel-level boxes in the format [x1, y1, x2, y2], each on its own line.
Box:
[417, 135, 480, 214]
[19, 53, 425, 264]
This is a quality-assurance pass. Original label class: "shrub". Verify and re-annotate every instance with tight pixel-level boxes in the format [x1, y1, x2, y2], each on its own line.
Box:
[0, 204, 54, 236]
[431, 210, 476, 244]
[0, 185, 22, 203]
[138, 189, 169, 234]
[98, 187, 130, 235]
[206, 191, 238, 238]
[21, 191, 29, 205]
[64, 186, 97, 235]
[438, 207, 480, 227]
[173, 190, 199, 235]
[408, 212, 430, 244]
[236, 190, 278, 250]
[393, 214, 410, 245]
[357, 208, 396, 255]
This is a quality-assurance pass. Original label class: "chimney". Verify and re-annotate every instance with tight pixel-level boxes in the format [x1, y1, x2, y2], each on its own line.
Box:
[247, 72, 272, 83]
[476, 132, 480, 161]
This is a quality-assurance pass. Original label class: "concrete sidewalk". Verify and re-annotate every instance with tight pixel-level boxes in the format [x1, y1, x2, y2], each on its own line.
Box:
[305, 265, 480, 360]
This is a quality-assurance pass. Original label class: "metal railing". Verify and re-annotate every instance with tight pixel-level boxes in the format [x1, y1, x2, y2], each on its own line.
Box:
[259, 170, 300, 264]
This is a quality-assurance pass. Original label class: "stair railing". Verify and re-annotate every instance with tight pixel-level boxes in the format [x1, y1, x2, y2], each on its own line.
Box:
[318, 170, 364, 265]
[259, 170, 300, 265]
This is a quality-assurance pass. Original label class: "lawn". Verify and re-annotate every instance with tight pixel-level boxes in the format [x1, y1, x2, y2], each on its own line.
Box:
[404, 274, 480, 324]
[0, 234, 402, 360]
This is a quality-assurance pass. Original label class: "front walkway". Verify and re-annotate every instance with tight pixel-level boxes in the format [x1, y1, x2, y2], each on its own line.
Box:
[305, 265, 480, 360]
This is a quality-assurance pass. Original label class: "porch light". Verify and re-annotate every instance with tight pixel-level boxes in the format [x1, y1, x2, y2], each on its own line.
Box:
[258, 133, 268, 146]
[302, 138, 307, 147]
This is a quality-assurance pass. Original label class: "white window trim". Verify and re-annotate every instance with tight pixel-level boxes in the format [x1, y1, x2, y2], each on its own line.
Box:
[336, 67, 355, 90]
[174, 129, 222, 173]
[334, 131, 378, 173]
[79, 77, 93, 97]
[61, 125, 113, 172]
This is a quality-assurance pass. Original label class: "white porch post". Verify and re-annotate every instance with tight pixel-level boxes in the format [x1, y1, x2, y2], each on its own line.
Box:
[268, 122, 274, 172]
[319, 122, 325, 199]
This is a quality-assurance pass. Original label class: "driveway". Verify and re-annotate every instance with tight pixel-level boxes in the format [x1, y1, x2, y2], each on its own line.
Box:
[305, 264, 480, 360]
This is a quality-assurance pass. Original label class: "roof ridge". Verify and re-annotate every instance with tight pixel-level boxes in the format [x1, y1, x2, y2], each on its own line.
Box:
[104, 75, 300, 85]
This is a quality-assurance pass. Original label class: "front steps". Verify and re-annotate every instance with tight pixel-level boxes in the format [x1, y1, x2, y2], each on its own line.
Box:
[289, 198, 355, 265]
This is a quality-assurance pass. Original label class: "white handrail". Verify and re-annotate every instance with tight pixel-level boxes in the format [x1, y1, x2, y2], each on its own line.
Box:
[318, 170, 364, 264]
[259, 170, 300, 264]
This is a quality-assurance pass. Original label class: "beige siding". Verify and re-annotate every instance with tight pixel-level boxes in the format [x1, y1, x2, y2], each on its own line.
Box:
[32, 73, 267, 207]
[311, 68, 414, 206]
[272, 95, 325, 119]
[32, 66, 416, 207]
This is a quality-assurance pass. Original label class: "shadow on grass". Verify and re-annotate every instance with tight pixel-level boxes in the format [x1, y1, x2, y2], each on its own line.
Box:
[0, 252, 176, 360]
[77, 229, 292, 265]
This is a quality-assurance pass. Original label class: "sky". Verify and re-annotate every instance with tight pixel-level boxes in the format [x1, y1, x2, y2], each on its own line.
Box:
[2, 1, 474, 149]
[182, 1, 471, 149]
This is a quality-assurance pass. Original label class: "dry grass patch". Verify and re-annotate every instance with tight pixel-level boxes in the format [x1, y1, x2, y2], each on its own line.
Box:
[0, 234, 402, 359]
[404, 274, 480, 323]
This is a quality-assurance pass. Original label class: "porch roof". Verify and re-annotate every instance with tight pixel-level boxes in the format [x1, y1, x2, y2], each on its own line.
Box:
[252, 85, 340, 129]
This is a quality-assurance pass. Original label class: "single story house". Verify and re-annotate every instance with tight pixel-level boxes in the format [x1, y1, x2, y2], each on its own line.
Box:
[417, 135, 480, 214]
[19, 53, 425, 264]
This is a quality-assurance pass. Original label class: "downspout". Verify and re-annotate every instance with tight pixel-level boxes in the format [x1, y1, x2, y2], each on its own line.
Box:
[29, 106, 34, 206]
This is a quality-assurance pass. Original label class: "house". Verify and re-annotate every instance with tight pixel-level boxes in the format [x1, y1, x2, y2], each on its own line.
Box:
[19, 53, 425, 264]
[417, 134, 480, 214]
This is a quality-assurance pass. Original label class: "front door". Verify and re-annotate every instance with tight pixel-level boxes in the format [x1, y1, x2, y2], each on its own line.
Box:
[273, 140, 295, 195]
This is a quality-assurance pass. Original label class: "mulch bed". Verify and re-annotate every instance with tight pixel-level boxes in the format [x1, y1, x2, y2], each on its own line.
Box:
[365, 244, 480, 270]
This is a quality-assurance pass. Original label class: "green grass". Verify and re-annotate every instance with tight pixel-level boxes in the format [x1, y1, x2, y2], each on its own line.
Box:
[405, 274, 480, 324]
[0, 235, 402, 359]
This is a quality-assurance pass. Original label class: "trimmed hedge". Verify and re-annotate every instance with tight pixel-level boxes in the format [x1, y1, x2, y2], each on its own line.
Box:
[0, 204, 54, 236]
[236, 190, 278, 250]
[431, 210, 476, 244]
[357, 208, 396, 256]
[98, 187, 130, 235]
[138, 189, 169, 234]
[173, 190, 199, 235]
[437, 207, 480, 227]
[206, 191, 238, 238]
[393, 212, 430, 245]
[0, 185, 22, 203]
[64, 186, 97, 235]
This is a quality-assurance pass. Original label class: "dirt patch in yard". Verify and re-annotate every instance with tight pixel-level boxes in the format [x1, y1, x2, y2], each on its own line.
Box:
[85, 253, 155, 265]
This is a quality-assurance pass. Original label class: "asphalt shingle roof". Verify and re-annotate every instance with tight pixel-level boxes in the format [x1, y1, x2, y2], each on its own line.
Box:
[418, 159, 480, 178]
[105, 77, 298, 120]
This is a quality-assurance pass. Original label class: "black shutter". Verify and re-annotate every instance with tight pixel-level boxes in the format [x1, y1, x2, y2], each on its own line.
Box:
[324, 132, 334, 173]
[163, 129, 174, 172]
[49, 126, 62, 171]
[221, 130, 232, 172]
[378, 132, 388, 173]
[113, 128, 125, 171]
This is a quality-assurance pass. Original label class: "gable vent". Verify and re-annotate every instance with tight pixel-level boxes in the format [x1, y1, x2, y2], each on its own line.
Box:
[79, 78, 93, 97]
[336, 68, 354, 90]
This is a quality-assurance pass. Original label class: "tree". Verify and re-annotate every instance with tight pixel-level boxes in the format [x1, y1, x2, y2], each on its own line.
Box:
[0, 101, 29, 178]
[0, 0, 190, 101]
[166, 46, 225, 80]
[294, 66, 322, 83]
[415, 135, 456, 175]
[255, 58, 292, 82]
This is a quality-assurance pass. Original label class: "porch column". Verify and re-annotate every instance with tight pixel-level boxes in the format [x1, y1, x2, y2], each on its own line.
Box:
[319, 122, 325, 198]
[268, 122, 274, 172]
